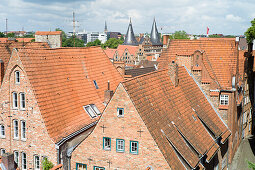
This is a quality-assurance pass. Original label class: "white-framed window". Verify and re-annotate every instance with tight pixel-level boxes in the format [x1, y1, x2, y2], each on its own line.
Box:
[103, 137, 111, 151]
[14, 151, 19, 166]
[83, 105, 97, 118]
[21, 120, 26, 140]
[117, 108, 124, 117]
[13, 120, 19, 139]
[15, 71, 20, 84]
[12, 92, 18, 109]
[0, 148, 6, 156]
[90, 104, 101, 115]
[249, 109, 252, 119]
[34, 155, 40, 170]
[243, 112, 247, 124]
[0, 124, 5, 138]
[130, 141, 139, 154]
[20, 93, 26, 110]
[94, 166, 105, 170]
[220, 95, 229, 105]
[22, 152, 27, 170]
[76, 163, 87, 170]
[116, 139, 125, 152]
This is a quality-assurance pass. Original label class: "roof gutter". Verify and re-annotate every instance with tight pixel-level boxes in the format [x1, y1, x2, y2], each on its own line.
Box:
[55, 121, 97, 149]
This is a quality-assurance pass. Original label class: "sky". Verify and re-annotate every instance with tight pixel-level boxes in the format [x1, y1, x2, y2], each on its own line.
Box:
[0, 0, 254, 35]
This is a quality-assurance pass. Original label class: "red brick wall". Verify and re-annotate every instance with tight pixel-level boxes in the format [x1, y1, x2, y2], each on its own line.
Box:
[71, 84, 170, 169]
[0, 49, 57, 169]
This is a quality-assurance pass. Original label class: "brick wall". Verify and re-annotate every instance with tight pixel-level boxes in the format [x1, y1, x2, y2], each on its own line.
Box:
[0, 49, 57, 169]
[71, 84, 170, 169]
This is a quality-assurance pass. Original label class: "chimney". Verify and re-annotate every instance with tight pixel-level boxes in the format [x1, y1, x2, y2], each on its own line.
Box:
[168, 60, 178, 87]
[1, 153, 16, 170]
[163, 35, 170, 48]
[104, 81, 113, 104]
[0, 59, 4, 85]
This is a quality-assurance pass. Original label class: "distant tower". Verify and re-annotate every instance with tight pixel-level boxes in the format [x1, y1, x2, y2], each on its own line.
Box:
[150, 18, 162, 45]
[123, 18, 138, 46]
[104, 21, 108, 33]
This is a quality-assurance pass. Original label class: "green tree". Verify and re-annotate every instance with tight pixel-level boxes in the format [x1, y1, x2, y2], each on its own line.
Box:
[0, 32, 5, 37]
[7, 33, 15, 38]
[170, 31, 189, 39]
[209, 34, 221, 38]
[101, 38, 123, 49]
[247, 161, 255, 170]
[55, 28, 84, 47]
[42, 157, 54, 170]
[86, 39, 101, 47]
[245, 18, 255, 43]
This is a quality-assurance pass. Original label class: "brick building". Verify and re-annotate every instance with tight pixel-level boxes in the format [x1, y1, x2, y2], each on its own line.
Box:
[0, 46, 123, 169]
[35, 31, 62, 48]
[158, 38, 253, 163]
[71, 63, 231, 169]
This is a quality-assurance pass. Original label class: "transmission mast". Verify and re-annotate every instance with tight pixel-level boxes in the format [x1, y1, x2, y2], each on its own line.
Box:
[73, 12, 76, 47]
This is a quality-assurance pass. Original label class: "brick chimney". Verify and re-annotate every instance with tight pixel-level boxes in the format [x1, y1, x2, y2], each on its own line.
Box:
[0, 59, 4, 85]
[168, 60, 178, 87]
[1, 153, 16, 170]
[104, 81, 113, 104]
[163, 35, 170, 48]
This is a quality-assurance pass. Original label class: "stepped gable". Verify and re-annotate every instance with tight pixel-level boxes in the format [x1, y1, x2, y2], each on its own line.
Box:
[158, 39, 238, 89]
[17, 46, 124, 142]
[122, 67, 230, 169]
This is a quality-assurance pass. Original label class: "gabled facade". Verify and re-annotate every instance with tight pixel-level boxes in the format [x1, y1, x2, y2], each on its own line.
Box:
[158, 38, 252, 163]
[0, 46, 123, 169]
[71, 65, 230, 169]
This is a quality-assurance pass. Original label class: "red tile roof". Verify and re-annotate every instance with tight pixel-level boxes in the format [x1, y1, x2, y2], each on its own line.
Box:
[35, 31, 62, 35]
[122, 67, 230, 169]
[103, 48, 117, 59]
[16, 46, 124, 142]
[158, 39, 238, 89]
[0, 38, 34, 43]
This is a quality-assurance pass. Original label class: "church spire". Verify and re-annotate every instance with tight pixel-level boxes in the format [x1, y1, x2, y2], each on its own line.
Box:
[123, 18, 138, 46]
[150, 18, 162, 45]
[104, 21, 108, 33]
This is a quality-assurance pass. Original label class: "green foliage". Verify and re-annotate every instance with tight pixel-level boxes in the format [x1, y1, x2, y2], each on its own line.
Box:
[101, 38, 123, 49]
[209, 34, 221, 38]
[42, 157, 54, 170]
[62, 36, 85, 47]
[120, 35, 124, 41]
[30, 39, 35, 42]
[247, 161, 255, 170]
[86, 39, 101, 47]
[170, 30, 189, 39]
[245, 18, 255, 43]
[0, 32, 5, 37]
[224, 35, 236, 38]
[7, 33, 15, 38]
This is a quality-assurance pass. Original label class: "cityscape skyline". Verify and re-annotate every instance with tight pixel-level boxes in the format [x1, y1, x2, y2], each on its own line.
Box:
[0, 0, 255, 35]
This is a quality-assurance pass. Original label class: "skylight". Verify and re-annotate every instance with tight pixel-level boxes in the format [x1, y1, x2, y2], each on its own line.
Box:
[90, 104, 101, 115]
[83, 104, 101, 118]
[93, 80, 99, 89]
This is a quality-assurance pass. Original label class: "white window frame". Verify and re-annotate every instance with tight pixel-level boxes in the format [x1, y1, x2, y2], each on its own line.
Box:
[117, 108, 124, 117]
[13, 92, 18, 109]
[130, 141, 139, 154]
[116, 139, 125, 152]
[0, 148, 6, 156]
[22, 152, 27, 170]
[20, 93, 26, 110]
[0, 124, 5, 138]
[103, 137, 111, 151]
[21, 120, 26, 140]
[83, 105, 97, 118]
[220, 95, 229, 105]
[14, 151, 19, 167]
[34, 155, 40, 170]
[15, 71, 20, 84]
[90, 104, 101, 115]
[13, 120, 19, 139]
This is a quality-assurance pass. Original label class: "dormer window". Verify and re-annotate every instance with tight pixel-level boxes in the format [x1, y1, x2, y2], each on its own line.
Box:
[15, 71, 20, 84]
[220, 95, 229, 105]
[83, 104, 101, 118]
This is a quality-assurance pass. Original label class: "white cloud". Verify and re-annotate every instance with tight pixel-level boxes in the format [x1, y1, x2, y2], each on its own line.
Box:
[226, 14, 242, 22]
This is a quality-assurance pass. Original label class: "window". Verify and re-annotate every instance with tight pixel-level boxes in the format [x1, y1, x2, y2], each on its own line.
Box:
[13, 92, 18, 109]
[20, 93, 26, 110]
[34, 155, 40, 170]
[21, 121, 26, 140]
[0, 125, 5, 138]
[0, 148, 6, 156]
[15, 71, 20, 84]
[83, 105, 96, 118]
[22, 152, 27, 170]
[76, 163, 87, 170]
[103, 137, 111, 150]
[220, 95, 229, 105]
[243, 112, 247, 124]
[117, 108, 124, 117]
[90, 104, 101, 115]
[93, 80, 99, 89]
[250, 109, 252, 119]
[130, 141, 139, 154]
[94, 166, 105, 170]
[13, 120, 19, 139]
[116, 139, 125, 152]
[14, 151, 19, 166]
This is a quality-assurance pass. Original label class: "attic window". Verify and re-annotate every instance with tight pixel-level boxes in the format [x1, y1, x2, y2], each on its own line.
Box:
[83, 104, 101, 118]
[220, 95, 229, 105]
[93, 80, 99, 89]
